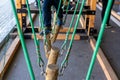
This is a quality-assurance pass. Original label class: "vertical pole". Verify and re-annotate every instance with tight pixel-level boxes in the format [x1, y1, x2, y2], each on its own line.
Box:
[16, 0, 22, 28]
[85, 0, 113, 80]
[22, 0, 27, 28]
[46, 46, 59, 80]
[84, 0, 90, 29]
[10, 0, 35, 80]
[87, 0, 97, 35]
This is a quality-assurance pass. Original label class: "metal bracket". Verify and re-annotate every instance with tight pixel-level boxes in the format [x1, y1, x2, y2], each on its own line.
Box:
[89, 28, 97, 36]
[22, 16, 26, 28]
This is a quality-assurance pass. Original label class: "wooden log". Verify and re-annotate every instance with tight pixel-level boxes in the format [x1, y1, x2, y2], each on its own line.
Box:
[47, 46, 60, 64]
[44, 34, 51, 58]
[10, 33, 81, 40]
[35, 33, 80, 40]
[46, 64, 59, 80]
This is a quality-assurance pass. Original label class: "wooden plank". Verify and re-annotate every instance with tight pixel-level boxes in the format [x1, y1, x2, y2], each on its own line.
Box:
[90, 38, 118, 80]
[84, 0, 91, 30]
[0, 37, 20, 77]
[10, 33, 88, 40]
[32, 33, 80, 40]
[24, 26, 85, 33]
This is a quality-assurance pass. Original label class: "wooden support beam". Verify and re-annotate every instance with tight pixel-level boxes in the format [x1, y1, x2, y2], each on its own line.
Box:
[85, 0, 91, 29]
[24, 27, 86, 33]
[90, 38, 118, 80]
[0, 37, 20, 77]
[22, 0, 27, 28]
[16, 0, 22, 28]
[33, 33, 81, 40]
[87, 0, 97, 35]
[46, 64, 59, 80]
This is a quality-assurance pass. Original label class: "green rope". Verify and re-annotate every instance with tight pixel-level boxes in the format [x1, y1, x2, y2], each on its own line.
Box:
[53, 0, 62, 30]
[61, 0, 86, 69]
[62, 0, 68, 9]
[61, 0, 80, 52]
[37, 0, 44, 29]
[37, 0, 50, 56]
[85, 0, 113, 80]
[26, 0, 44, 67]
[63, 0, 71, 24]
[10, 0, 35, 79]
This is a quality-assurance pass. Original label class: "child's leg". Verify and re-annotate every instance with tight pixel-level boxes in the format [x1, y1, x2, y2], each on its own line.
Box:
[53, 0, 63, 26]
[42, 0, 52, 30]
[51, 0, 63, 43]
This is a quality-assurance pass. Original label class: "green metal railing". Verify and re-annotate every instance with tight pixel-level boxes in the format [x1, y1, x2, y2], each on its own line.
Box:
[10, 0, 35, 80]
[85, 0, 113, 80]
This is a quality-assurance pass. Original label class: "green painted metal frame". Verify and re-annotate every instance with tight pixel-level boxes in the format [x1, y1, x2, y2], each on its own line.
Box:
[10, 0, 35, 80]
[86, 0, 114, 80]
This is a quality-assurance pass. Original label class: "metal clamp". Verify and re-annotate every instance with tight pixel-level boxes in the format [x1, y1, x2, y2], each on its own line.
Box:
[59, 61, 68, 76]
[39, 63, 45, 76]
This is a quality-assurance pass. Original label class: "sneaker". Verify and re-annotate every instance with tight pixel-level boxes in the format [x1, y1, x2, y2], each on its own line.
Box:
[106, 24, 112, 29]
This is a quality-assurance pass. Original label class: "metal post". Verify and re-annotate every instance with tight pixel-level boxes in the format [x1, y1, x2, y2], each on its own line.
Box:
[85, 0, 113, 80]
[10, 0, 35, 80]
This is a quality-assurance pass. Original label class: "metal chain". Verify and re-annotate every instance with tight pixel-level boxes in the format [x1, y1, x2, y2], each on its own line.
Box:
[63, 0, 71, 24]
[60, 0, 80, 55]
[26, 0, 45, 75]
[60, 0, 86, 75]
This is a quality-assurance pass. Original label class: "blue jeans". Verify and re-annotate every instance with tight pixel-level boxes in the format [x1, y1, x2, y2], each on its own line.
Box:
[42, 0, 63, 29]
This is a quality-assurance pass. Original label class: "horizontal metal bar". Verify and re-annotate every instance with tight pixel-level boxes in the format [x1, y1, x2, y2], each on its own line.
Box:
[17, 9, 96, 15]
